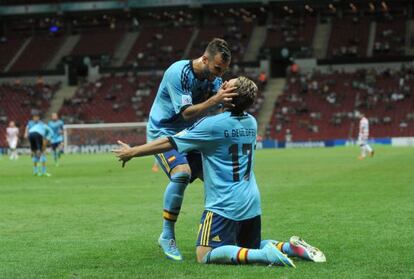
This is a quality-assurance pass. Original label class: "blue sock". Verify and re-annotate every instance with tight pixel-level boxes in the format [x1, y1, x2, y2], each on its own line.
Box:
[260, 240, 293, 256]
[161, 172, 190, 239]
[53, 151, 58, 163]
[32, 156, 39, 174]
[203, 245, 268, 265]
[39, 155, 47, 174]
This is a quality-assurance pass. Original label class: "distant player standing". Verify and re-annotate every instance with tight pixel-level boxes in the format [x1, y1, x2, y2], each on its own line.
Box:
[114, 77, 325, 266]
[146, 38, 235, 260]
[25, 114, 53, 176]
[48, 113, 64, 166]
[6, 121, 19, 160]
[358, 113, 374, 159]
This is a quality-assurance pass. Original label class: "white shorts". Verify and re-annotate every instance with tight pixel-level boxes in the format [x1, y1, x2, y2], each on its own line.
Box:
[8, 139, 18, 149]
[358, 139, 368, 146]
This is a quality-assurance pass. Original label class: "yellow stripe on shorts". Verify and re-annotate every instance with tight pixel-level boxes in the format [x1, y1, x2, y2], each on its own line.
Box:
[158, 154, 171, 172]
[201, 212, 213, 246]
[205, 212, 213, 246]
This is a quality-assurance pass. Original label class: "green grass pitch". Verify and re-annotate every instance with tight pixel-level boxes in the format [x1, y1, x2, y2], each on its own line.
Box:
[1, 146, 413, 279]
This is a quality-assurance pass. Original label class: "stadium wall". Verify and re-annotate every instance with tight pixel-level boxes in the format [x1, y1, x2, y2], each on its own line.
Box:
[2, 137, 413, 154]
[258, 137, 414, 149]
[0, 75, 66, 84]
[295, 59, 411, 74]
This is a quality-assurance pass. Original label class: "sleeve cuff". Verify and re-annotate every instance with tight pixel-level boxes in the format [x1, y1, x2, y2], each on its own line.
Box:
[179, 104, 192, 114]
[167, 136, 178, 150]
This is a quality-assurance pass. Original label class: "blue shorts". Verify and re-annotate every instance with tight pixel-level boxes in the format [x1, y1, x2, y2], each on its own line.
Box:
[155, 149, 202, 183]
[51, 141, 62, 150]
[196, 210, 261, 249]
[28, 132, 43, 152]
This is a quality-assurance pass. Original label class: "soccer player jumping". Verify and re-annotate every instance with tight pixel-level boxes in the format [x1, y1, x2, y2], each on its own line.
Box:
[145, 38, 235, 260]
[114, 77, 326, 267]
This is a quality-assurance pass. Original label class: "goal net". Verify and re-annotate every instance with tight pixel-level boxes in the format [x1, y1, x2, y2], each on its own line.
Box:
[63, 122, 147, 153]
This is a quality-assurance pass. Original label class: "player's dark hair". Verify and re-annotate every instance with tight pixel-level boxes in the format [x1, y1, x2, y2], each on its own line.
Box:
[231, 76, 258, 114]
[205, 38, 231, 63]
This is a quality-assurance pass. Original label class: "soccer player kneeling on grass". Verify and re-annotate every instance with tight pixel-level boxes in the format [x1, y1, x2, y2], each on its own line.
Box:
[113, 77, 326, 266]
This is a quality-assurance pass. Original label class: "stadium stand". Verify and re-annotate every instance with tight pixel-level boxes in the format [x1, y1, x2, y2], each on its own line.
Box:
[269, 66, 414, 141]
[0, 80, 60, 146]
[1, 0, 413, 148]
[373, 15, 406, 57]
[263, 15, 316, 57]
[0, 37, 26, 72]
[10, 34, 65, 72]
[188, 6, 261, 63]
[59, 74, 159, 124]
[328, 16, 370, 58]
[124, 25, 194, 68]
[71, 29, 123, 58]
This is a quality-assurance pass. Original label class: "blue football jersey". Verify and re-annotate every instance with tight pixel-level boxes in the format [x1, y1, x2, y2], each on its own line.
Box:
[170, 111, 261, 221]
[48, 120, 64, 143]
[147, 60, 222, 141]
[27, 120, 53, 141]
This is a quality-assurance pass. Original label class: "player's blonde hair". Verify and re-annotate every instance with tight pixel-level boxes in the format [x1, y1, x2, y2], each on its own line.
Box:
[231, 76, 258, 114]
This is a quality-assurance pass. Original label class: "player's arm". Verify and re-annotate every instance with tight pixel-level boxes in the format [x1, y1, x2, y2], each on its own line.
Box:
[44, 125, 54, 143]
[114, 117, 215, 167]
[181, 82, 237, 121]
[112, 138, 173, 167]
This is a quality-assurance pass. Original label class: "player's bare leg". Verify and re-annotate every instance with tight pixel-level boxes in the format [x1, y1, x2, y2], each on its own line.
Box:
[365, 144, 374, 158]
[358, 144, 366, 160]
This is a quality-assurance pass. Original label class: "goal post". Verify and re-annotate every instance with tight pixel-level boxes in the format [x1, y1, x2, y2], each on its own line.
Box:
[63, 122, 147, 154]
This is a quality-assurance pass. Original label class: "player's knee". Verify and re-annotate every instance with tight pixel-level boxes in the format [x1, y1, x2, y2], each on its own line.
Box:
[196, 246, 211, 264]
[171, 165, 191, 181]
[170, 171, 191, 185]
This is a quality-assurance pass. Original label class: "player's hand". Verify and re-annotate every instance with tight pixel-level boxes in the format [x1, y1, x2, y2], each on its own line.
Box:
[112, 140, 133, 168]
[211, 82, 238, 107]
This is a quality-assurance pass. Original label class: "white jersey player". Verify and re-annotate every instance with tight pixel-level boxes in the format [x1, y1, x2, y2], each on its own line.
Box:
[6, 121, 19, 160]
[358, 114, 374, 159]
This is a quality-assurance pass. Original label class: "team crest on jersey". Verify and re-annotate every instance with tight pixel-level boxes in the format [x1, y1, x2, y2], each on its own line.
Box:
[175, 130, 187, 137]
[181, 95, 192, 106]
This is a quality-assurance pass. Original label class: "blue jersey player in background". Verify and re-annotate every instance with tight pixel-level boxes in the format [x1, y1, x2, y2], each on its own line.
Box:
[145, 38, 237, 260]
[114, 77, 326, 267]
[48, 112, 64, 166]
[25, 113, 53, 177]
